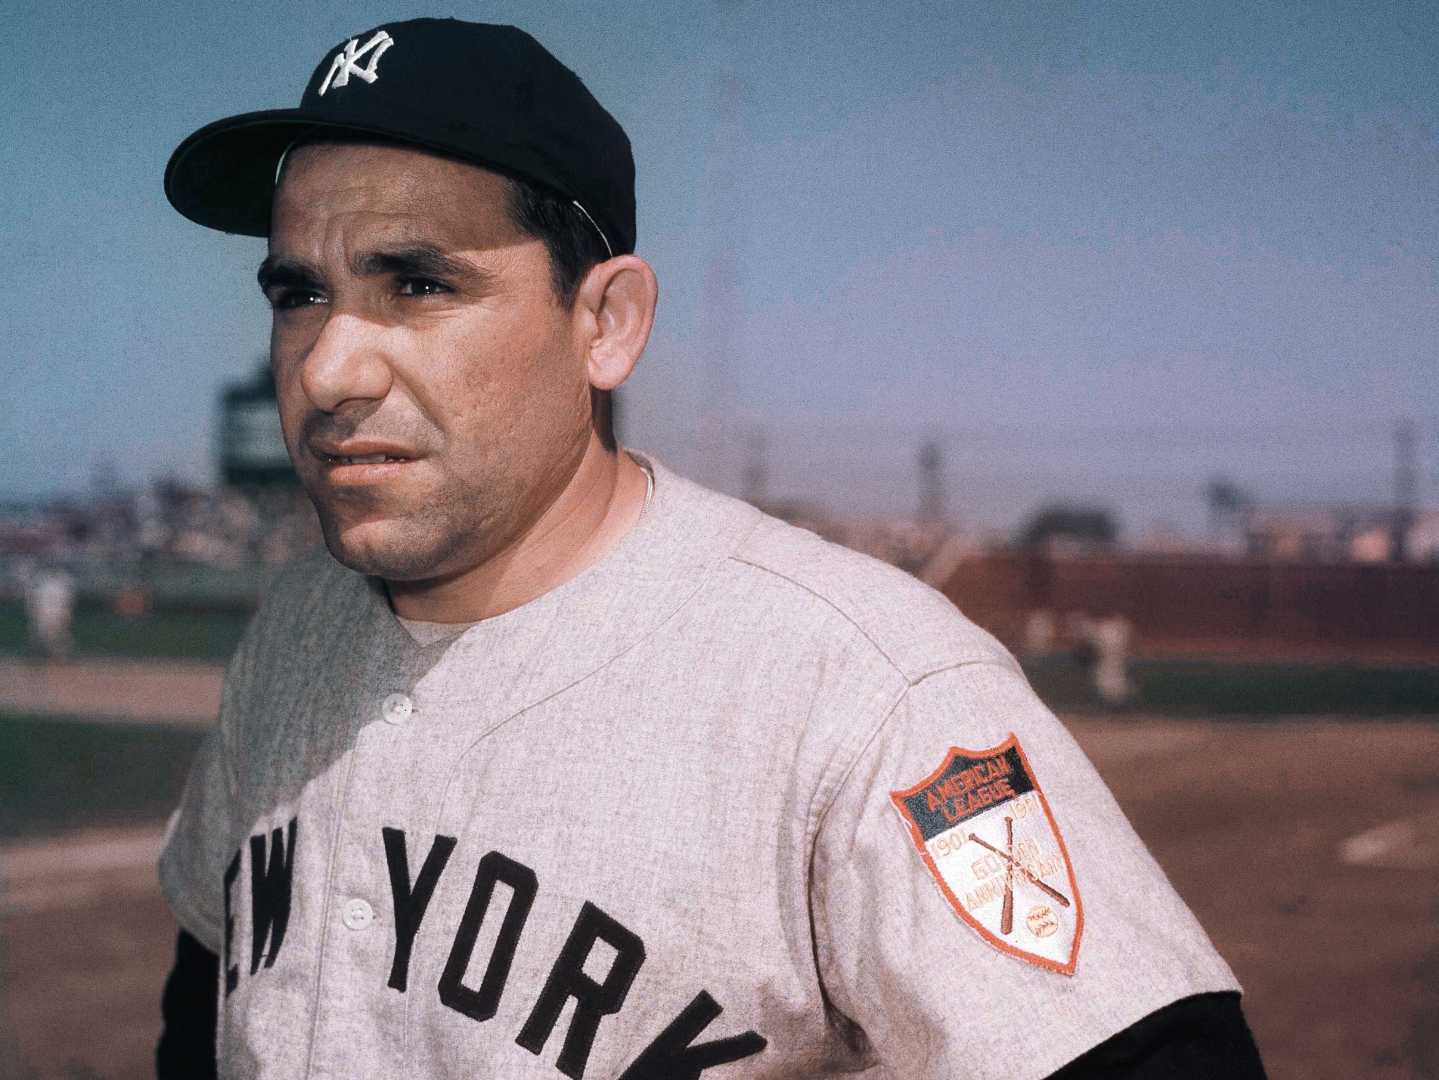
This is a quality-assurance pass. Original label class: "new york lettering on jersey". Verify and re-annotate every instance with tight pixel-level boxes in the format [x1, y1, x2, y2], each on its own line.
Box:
[219, 818, 767, 1078]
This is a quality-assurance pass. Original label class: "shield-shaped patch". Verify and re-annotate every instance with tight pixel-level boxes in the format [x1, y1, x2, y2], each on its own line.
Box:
[890, 734, 1083, 975]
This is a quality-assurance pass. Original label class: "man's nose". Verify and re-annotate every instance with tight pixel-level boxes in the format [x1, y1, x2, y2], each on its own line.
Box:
[299, 312, 394, 413]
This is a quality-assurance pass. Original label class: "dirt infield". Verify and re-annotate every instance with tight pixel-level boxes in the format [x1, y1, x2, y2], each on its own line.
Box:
[2, 713, 1437, 1079]
[1073, 716, 1439, 1079]
[0, 659, 222, 726]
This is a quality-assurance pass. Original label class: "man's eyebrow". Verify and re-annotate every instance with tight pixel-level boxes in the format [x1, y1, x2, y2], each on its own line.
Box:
[256, 247, 498, 294]
[256, 256, 321, 293]
[351, 245, 492, 285]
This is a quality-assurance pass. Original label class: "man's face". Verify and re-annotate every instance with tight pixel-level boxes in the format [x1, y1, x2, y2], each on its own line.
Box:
[262, 142, 594, 583]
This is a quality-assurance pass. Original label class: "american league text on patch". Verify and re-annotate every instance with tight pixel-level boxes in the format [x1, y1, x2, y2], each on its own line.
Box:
[890, 734, 1083, 975]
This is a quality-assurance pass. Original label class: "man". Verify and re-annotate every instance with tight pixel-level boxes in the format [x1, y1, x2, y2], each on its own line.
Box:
[157, 18, 1264, 1079]
[23, 565, 75, 660]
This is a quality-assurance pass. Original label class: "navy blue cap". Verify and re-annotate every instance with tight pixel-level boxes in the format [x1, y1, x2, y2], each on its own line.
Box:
[165, 19, 635, 254]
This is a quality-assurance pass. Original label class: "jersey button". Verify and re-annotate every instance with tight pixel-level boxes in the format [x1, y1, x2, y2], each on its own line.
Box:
[381, 692, 413, 725]
[342, 898, 375, 930]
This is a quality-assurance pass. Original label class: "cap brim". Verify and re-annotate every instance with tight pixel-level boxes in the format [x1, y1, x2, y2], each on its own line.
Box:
[166, 109, 517, 238]
[166, 110, 318, 237]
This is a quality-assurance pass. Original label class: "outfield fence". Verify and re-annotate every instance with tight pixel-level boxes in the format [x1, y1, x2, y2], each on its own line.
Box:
[941, 554, 1439, 663]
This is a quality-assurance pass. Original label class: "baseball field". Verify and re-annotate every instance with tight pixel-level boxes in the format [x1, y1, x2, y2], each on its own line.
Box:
[1, 612, 1436, 1079]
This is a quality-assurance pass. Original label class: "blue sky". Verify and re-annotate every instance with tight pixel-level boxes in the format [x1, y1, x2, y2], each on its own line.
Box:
[4, 2, 1436, 534]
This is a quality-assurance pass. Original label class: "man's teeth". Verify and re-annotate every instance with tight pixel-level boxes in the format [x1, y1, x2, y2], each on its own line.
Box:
[332, 454, 404, 464]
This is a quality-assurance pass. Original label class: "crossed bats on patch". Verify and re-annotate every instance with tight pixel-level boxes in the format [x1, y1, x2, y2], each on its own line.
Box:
[968, 817, 1071, 935]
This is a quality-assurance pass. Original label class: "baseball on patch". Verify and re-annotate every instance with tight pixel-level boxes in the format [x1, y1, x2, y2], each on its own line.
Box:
[1026, 904, 1058, 938]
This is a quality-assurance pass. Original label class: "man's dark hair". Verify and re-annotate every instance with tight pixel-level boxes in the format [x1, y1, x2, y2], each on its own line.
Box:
[504, 177, 617, 450]
[504, 178, 612, 308]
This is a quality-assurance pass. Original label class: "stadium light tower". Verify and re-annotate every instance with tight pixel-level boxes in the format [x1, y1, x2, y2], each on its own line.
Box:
[697, 42, 748, 494]
[1391, 417, 1417, 562]
[743, 425, 769, 507]
[918, 436, 946, 524]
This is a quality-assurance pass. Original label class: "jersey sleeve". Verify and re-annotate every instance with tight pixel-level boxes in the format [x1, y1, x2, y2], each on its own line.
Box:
[157, 630, 252, 954]
[810, 659, 1240, 1080]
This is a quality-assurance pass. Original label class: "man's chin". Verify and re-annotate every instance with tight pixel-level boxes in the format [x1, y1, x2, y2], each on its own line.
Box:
[319, 516, 447, 582]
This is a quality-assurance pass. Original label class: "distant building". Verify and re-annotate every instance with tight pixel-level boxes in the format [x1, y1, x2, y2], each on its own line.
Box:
[1243, 505, 1438, 563]
[1243, 506, 1354, 561]
[1349, 510, 1439, 564]
[219, 364, 297, 489]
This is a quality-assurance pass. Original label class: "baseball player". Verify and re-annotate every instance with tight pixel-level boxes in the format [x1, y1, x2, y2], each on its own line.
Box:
[156, 19, 1265, 1079]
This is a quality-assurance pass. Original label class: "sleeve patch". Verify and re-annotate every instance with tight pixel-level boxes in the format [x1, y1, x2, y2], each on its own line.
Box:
[889, 734, 1084, 975]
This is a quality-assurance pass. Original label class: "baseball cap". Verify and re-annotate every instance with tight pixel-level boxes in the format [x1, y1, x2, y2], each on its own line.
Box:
[164, 18, 635, 254]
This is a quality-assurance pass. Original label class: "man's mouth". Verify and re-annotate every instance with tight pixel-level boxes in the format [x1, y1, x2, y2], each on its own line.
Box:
[308, 437, 420, 465]
[306, 441, 422, 485]
[321, 452, 412, 465]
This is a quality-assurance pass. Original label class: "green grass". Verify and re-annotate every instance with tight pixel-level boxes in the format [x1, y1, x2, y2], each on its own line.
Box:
[0, 714, 205, 840]
[1023, 655, 1439, 715]
[0, 593, 1433, 712]
[0, 603, 250, 663]
[2, 653, 1436, 843]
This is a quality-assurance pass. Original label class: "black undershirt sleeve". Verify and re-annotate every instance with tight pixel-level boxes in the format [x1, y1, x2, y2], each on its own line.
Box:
[1047, 991, 1266, 1079]
[156, 929, 219, 1080]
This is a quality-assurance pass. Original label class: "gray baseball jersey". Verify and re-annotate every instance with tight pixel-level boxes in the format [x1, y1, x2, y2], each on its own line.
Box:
[160, 455, 1238, 1079]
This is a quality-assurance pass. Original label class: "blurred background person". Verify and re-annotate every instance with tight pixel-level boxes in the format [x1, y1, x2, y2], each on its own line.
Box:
[23, 564, 75, 662]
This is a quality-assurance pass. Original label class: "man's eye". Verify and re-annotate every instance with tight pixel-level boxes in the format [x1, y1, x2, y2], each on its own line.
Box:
[269, 288, 326, 310]
[397, 277, 449, 297]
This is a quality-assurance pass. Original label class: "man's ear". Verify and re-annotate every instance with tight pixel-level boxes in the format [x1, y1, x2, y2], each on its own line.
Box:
[574, 255, 658, 391]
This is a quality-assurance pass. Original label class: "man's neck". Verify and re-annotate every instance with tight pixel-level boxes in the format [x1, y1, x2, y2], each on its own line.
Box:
[385, 438, 650, 624]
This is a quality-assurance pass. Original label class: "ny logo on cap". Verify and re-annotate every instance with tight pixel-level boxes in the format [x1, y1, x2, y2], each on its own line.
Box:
[318, 30, 394, 96]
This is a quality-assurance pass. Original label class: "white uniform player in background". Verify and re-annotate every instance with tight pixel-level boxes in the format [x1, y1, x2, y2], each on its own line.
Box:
[24, 566, 75, 661]
[155, 18, 1266, 1080]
